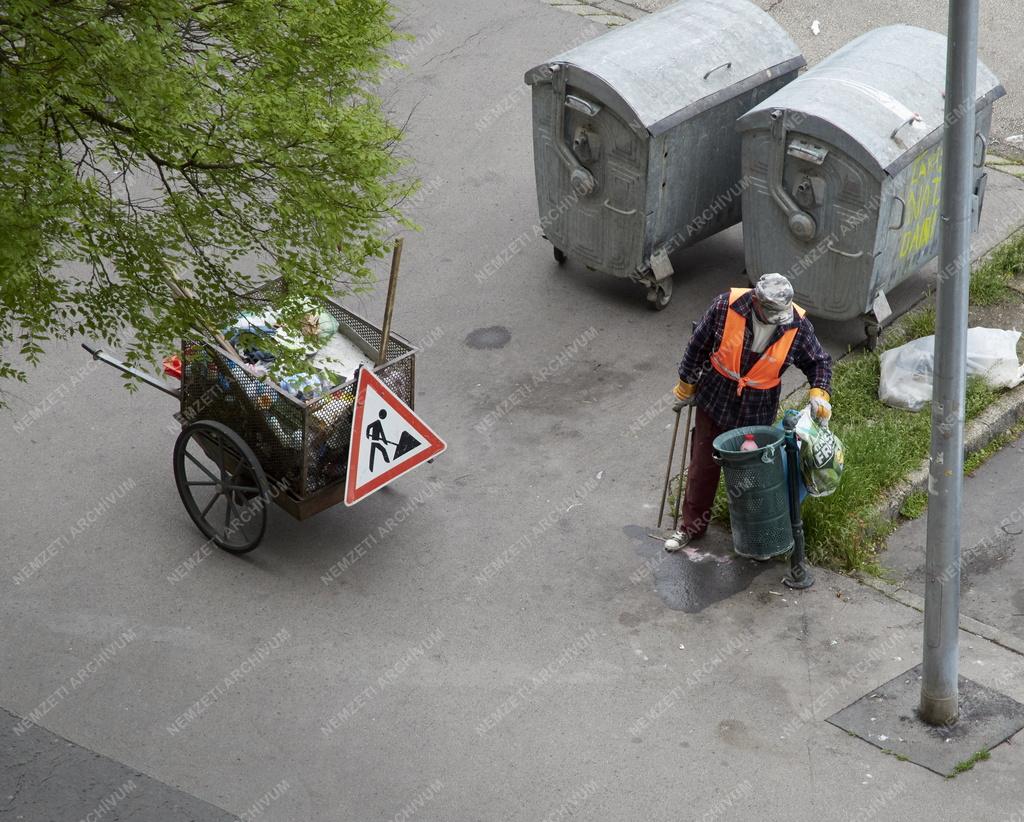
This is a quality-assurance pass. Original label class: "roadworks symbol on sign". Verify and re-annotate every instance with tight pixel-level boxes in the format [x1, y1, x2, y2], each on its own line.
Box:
[345, 367, 446, 506]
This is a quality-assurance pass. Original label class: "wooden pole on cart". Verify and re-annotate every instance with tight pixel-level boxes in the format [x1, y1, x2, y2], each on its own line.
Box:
[376, 238, 404, 367]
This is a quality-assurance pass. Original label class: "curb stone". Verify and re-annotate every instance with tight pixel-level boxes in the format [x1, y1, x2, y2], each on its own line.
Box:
[991, 154, 1024, 180]
[858, 575, 1024, 658]
[577, 12, 632, 26]
[873, 379, 1024, 524]
[586, 0, 647, 19]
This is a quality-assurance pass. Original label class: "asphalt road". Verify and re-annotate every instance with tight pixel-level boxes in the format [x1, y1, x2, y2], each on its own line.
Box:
[4, 1, 1024, 820]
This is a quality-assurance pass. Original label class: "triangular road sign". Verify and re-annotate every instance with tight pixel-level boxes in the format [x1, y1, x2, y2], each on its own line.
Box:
[344, 367, 446, 506]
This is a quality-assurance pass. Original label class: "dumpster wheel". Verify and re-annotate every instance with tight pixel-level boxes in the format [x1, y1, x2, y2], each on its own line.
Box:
[864, 320, 883, 352]
[553, 246, 567, 265]
[646, 279, 673, 311]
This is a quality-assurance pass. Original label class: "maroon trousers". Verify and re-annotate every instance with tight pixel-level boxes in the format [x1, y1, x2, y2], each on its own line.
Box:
[679, 405, 727, 539]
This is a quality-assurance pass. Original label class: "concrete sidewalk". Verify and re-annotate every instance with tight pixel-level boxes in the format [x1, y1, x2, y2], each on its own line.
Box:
[885, 433, 1024, 646]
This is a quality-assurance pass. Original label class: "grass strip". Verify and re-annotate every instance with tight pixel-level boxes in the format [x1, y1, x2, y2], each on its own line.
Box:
[898, 490, 928, 521]
[800, 361, 998, 572]
[969, 228, 1024, 305]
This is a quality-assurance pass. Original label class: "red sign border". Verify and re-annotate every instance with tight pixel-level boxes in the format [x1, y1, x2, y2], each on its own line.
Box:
[344, 368, 446, 506]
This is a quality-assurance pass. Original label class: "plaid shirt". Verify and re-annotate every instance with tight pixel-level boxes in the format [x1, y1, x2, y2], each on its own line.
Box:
[679, 290, 832, 430]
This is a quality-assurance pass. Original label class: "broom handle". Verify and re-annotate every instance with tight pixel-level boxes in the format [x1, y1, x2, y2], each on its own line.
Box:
[657, 409, 683, 528]
[670, 402, 694, 530]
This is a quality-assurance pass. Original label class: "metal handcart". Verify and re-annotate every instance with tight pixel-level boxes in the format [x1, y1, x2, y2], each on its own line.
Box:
[83, 279, 417, 554]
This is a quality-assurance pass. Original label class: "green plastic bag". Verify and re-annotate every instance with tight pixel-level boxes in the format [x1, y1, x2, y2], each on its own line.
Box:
[796, 409, 845, 497]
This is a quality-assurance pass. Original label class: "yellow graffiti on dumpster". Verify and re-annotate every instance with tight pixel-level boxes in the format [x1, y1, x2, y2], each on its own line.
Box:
[899, 146, 942, 261]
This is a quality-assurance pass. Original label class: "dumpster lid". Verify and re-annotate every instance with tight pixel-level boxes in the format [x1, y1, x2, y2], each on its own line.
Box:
[737, 25, 1006, 178]
[524, 0, 805, 137]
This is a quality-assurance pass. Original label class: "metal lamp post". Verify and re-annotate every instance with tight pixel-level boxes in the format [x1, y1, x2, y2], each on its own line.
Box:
[920, 0, 979, 726]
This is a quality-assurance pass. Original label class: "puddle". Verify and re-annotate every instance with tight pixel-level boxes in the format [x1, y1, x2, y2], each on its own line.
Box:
[623, 524, 774, 613]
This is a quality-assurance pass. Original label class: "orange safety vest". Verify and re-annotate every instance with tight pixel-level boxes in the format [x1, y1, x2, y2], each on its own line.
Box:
[709, 288, 806, 396]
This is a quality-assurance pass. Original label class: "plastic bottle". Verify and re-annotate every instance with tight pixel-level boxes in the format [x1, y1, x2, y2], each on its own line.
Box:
[739, 433, 759, 452]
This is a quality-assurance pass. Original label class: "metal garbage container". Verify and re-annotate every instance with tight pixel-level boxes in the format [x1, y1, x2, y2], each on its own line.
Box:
[524, 0, 805, 309]
[737, 25, 1005, 344]
[713, 425, 793, 560]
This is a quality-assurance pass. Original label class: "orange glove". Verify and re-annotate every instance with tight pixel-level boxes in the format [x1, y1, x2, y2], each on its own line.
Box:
[672, 381, 696, 410]
[809, 387, 832, 423]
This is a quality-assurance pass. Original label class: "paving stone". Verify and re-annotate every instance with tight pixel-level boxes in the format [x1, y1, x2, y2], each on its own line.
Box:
[828, 664, 1024, 777]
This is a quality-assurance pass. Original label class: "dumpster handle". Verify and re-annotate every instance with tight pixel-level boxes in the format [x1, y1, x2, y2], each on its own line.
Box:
[551, 66, 597, 197]
[768, 110, 817, 241]
[602, 199, 637, 216]
[564, 94, 601, 117]
[826, 241, 864, 259]
[889, 196, 906, 230]
[703, 62, 732, 81]
[890, 114, 920, 141]
[974, 132, 987, 168]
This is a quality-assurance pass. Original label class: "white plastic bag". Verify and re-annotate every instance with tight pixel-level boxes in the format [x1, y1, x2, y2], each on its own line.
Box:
[879, 327, 1024, 411]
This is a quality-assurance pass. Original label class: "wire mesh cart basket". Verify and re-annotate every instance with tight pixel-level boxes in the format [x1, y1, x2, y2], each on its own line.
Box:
[83, 284, 417, 554]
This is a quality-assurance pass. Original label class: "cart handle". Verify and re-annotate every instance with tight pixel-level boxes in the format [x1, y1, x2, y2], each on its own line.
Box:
[82, 343, 181, 399]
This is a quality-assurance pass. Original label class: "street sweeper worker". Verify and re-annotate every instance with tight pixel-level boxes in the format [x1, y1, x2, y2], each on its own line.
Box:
[664, 272, 833, 552]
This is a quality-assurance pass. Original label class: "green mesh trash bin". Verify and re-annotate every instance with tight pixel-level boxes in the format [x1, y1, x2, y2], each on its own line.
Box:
[713, 425, 793, 559]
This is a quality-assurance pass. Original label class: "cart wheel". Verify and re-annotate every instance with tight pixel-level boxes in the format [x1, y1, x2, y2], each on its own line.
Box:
[173, 420, 270, 554]
[553, 246, 567, 265]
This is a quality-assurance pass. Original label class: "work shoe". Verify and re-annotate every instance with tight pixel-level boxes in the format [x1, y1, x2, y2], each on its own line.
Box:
[663, 530, 691, 552]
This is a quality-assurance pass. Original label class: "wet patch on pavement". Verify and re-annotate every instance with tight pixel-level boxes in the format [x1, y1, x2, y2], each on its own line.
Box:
[465, 326, 511, 349]
[623, 524, 775, 613]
